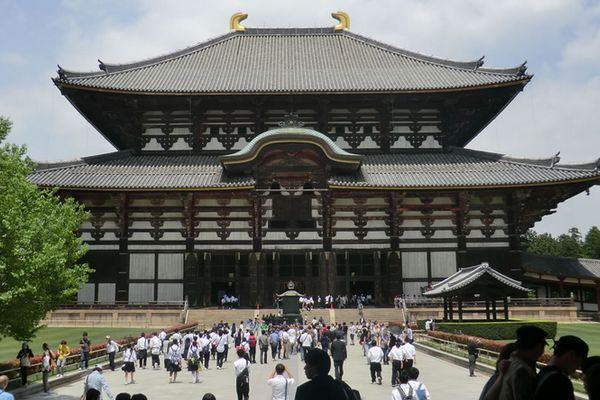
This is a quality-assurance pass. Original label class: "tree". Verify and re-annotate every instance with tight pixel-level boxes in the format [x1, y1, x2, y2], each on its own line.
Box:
[523, 231, 560, 257]
[583, 226, 600, 259]
[556, 227, 584, 258]
[0, 116, 91, 341]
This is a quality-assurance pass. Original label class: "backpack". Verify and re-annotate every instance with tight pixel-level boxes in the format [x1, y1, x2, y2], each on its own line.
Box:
[397, 385, 414, 400]
[336, 380, 361, 400]
[414, 383, 426, 400]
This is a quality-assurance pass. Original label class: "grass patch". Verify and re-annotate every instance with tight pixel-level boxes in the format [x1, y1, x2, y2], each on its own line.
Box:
[556, 322, 600, 355]
[0, 327, 144, 363]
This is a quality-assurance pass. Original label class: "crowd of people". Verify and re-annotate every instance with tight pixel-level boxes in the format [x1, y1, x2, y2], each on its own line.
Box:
[299, 294, 373, 311]
[220, 294, 240, 309]
[3, 317, 600, 400]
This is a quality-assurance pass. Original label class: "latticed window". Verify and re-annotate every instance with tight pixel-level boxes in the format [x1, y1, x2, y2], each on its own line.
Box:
[211, 254, 235, 278]
[279, 254, 306, 277]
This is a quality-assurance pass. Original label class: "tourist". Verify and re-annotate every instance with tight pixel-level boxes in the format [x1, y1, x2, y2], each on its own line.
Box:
[115, 393, 131, 400]
[270, 329, 280, 361]
[299, 327, 313, 361]
[79, 332, 91, 370]
[424, 318, 432, 332]
[320, 330, 331, 353]
[468, 338, 480, 377]
[56, 340, 70, 377]
[41, 343, 53, 393]
[168, 340, 182, 383]
[584, 364, 600, 400]
[234, 348, 251, 400]
[259, 330, 270, 364]
[498, 325, 547, 400]
[159, 329, 167, 353]
[281, 329, 291, 359]
[330, 334, 347, 380]
[267, 363, 295, 400]
[402, 339, 416, 370]
[216, 330, 228, 369]
[136, 333, 148, 369]
[149, 332, 161, 369]
[391, 371, 413, 400]
[404, 325, 413, 343]
[248, 332, 257, 363]
[187, 340, 201, 383]
[106, 336, 120, 372]
[367, 340, 384, 385]
[202, 393, 216, 400]
[534, 335, 589, 400]
[381, 329, 390, 365]
[83, 365, 114, 400]
[295, 348, 357, 400]
[408, 367, 430, 400]
[388, 341, 404, 386]
[479, 342, 517, 400]
[348, 323, 356, 345]
[16, 342, 33, 386]
[86, 388, 101, 400]
[122, 344, 136, 384]
[0, 375, 15, 400]
[199, 332, 211, 370]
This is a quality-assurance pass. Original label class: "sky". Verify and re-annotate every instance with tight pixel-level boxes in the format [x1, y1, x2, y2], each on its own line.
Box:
[0, 0, 599, 237]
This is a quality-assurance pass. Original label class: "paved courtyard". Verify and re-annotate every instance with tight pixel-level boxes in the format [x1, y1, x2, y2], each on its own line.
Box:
[24, 343, 489, 400]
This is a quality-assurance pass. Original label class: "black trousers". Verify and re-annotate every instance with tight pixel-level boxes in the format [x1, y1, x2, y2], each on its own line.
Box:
[334, 360, 344, 380]
[270, 343, 278, 360]
[108, 351, 116, 371]
[152, 354, 160, 367]
[217, 351, 225, 367]
[260, 347, 268, 364]
[391, 360, 402, 385]
[138, 349, 147, 367]
[403, 359, 413, 370]
[370, 362, 382, 382]
[236, 377, 249, 400]
[249, 347, 256, 363]
[203, 351, 210, 369]
[20, 366, 28, 386]
[224, 344, 229, 361]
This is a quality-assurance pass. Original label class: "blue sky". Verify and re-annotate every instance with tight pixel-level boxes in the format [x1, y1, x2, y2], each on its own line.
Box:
[1, 0, 599, 236]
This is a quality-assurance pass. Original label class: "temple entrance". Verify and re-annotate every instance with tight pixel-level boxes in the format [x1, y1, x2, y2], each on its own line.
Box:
[351, 280, 374, 298]
[211, 281, 235, 305]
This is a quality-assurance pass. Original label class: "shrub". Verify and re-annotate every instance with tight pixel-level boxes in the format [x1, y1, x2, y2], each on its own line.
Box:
[433, 320, 557, 340]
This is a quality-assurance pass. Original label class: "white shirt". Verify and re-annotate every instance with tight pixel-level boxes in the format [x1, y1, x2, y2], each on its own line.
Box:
[388, 346, 404, 361]
[123, 348, 137, 362]
[84, 371, 114, 400]
[300, 332, 313, 347]
[106, 340, 119, 353]
[409, 380, 431, 400]
[287, 328, 297, 343]
[348, 325, 356, 335]
[217, 334, 228, 352]
[367, 346, 384, 363]
[233, 358, 250, 377]
[199, 337, 210, 349]
[267, 375, 295, 400]
[150, 336, 162, 354]
[170, 332, 182, 342]
[136, 337, 147, 350]
[159, 331, 167, 340]
[402, 343, 416, 360]
[391, 383, 413, 400]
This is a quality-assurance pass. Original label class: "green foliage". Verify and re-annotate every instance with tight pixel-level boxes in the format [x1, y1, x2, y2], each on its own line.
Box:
[0, 116, 91, 341]
[433, 320, 557, 340]
[521, 226, 600, 259]
[583, 227, 600, 259]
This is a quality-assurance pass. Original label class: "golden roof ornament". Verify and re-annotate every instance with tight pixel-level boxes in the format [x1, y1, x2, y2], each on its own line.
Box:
[332, 11, 350, 31]
[230, 12, 247, 32]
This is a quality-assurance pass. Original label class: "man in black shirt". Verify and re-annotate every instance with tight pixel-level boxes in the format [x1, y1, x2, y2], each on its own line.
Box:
[467, 338, 480, 377]
[330, 335, 348, 380]
[295, 348, 357, 400]
[534, 335, 588, 400]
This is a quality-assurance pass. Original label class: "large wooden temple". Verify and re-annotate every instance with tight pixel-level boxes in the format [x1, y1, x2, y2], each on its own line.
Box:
[30, 13, 600, 307]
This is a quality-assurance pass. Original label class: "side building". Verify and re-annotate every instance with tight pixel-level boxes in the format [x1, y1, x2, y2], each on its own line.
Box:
[29, 15, 600, 307]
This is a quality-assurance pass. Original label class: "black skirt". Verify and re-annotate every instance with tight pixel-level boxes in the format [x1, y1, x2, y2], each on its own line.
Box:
[122, 361, 135, 373]
[169, 362, 181, 372]
[187, 361, 199, 371]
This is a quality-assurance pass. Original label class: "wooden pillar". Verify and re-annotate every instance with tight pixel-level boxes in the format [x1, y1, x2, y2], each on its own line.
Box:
[273, 252, 280, 295]
[203, 252, 212, 306]
[251, 193, 263, 252]
[456, 192, 469, 268]
[322, 192, 333, 251]
[448, 297, 454, 320]
[485, 300, 490, 320]
[458, 297, 463, 322]
[389, 193, 400, 251]
[442, 297, 447, 321]
[374, 251, 382, 305]
[503, 297, 510, 320]
[492, 299, 497, 320]
[249, 252, 261, 307]
[115, 193, 129, 302]
[558, 277, 565, 297]
[388, 251, 402, 298]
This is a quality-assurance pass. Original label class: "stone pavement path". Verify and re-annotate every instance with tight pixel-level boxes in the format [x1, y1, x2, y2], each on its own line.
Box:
[24, 343, 489, 400]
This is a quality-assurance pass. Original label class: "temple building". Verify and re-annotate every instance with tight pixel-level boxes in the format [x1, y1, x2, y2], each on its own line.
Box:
[29, 12, 600, 307]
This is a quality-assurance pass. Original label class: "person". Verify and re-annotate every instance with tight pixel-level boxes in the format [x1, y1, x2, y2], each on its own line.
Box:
[199, 333, 211, 370]
[168, 340, 182, 383]
[498, 325, 548, 400]
[83, 365, 114, 400]
[216, 330, 227, 369]
[320, 331, 331, 353]
[0, 375, 15, 400]
[585, 363, 600, 400]
[106, 336, 119, 372]
[348, 323, 356, 345]
[402, 339, 416, 370]
[367, 340, 384, 385]
[330, 335, 347, 381]
[149, 333, 161, 369]
[299, 328, 313, 362]
[41, 343, 53, 393]
[202, 394, 216, 400]
[467, 338, 480, 377]
[56, 340, 70, 377]
[136, 333, 147, 369]
[391, 371, 413, 400]
[79, 332, 91, 370]
[270, 330, 280, 362]
[267, 363, 295, 400]
[295, 348, 357, 400]
[248, 332, 257, 363]
[424, 319, 432, 332]
[259, 330, 269, 364]
[408, 367, 430, 400]
[388, 341, 404, 386]
[534, 335, 589, 400]
[115, 393, 131, 400]
[122, 344, 136, 385]
[187, 340, 201, 384]
[86, 388, 101, 400]
[479, 342, 517, 400]
[234, 349, 250, 400]
[159, 329, 168, 353]
[16, 342, 33, 386]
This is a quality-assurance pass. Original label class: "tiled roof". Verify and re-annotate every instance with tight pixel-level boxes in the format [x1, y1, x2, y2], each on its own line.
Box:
[424, 262, 531, 297]
[29, 152, 254, 190]
[55, 28, 529, 94]
[522, 253, 600, 280]
[28, 148, 599, 190]
[329, 148, 600, 188]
